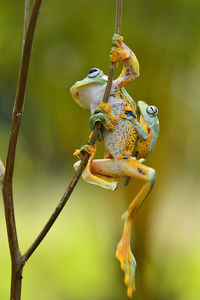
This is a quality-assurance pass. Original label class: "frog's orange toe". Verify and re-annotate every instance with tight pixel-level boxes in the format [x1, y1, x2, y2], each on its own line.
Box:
[124, 257, 136, 298]
[127, 285, 136, 298]
[116, 240, 130, 271]
[116, 255, 125, 271]
[119, 113, 127, 119]
[127, 156, 136, 161]
[124, 151, 132, 155]
[116, 242, 126, 271]
[124, 272, 130, 285]
[117, 155, 125, 160]
[123, 106, 132, 112]
[110, 51, 119, 63]
[73, 149, 81, 156]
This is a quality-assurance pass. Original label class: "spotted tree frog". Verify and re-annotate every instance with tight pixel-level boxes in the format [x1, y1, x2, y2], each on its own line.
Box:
[70, 34, 159, 297]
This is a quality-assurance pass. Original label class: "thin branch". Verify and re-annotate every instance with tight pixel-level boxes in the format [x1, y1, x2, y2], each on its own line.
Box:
[102, 0, 122, 103]
[23, 154, 90, 261]
[23, 0, 30, 47]
[3, 0, 43, 262]
[22, 0, 123, 262]
[2, 0, 43, 298]
[115, 0, 122, 35]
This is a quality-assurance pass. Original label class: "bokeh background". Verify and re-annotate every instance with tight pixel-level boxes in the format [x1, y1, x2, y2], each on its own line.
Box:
[1, 0, 200, 299]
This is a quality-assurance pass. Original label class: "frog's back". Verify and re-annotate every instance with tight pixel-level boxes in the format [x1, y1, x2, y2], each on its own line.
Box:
[102, 101, 137, 159]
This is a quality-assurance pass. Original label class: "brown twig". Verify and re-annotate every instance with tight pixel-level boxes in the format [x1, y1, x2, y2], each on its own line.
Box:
[2, 0, 43, 299]
[22, 0, 123, 262]
[1, 0, 122, 298]
[23, 0, 30, 47]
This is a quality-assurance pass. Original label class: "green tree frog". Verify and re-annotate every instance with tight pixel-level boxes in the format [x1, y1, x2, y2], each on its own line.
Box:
[70, 34, 159, 298]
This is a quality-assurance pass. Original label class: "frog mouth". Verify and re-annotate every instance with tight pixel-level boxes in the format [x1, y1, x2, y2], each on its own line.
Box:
[70, 85, 79, 101]
[70, 85, 89, 110]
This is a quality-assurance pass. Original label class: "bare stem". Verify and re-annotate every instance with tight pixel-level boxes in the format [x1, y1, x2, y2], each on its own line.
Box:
[23, 0, 30, 47]
[23, 153, 90, 261]
[2, 0, 43, 299]
[23, 0, 123, 262]
[115, 0, 122, 34]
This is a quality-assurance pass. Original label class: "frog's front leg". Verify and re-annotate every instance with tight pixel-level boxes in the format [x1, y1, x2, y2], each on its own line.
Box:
[110, 34, 140, 89]
[89, 101, 119, 135]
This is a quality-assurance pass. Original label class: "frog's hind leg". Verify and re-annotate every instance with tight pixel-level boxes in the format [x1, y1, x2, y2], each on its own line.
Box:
[115, 158, 156, 297]
[74, 156, 155, 296]
[74, 147, 118, 191]
[91, 157, 156, 297]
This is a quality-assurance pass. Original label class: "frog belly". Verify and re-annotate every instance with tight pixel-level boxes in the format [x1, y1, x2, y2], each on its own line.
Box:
[102, 102, 137, 158]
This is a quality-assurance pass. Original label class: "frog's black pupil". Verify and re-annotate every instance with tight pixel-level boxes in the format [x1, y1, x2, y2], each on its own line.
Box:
[146, 105, 158, 115]
[89, 68, 98, 74]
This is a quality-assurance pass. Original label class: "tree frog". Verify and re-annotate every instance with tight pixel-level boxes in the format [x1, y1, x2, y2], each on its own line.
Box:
[70, 34, 159, 298]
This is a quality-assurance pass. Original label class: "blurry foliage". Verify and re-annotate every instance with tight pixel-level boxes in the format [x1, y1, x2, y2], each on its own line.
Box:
[1, 0, 200, 299]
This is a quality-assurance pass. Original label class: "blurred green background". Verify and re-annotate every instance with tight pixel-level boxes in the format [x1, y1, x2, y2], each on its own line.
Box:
[1, 0, 200, 299]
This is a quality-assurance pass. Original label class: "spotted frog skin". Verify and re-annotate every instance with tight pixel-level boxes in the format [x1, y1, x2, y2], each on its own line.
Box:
[70, 34, 159, 298]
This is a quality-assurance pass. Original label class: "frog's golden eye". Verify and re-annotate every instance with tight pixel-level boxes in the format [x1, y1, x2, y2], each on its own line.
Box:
[88, 68, 102, 78]
[146, 105, 158, 116]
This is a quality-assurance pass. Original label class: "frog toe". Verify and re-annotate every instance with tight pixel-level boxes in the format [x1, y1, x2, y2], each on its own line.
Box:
[124, 253, 137, 298]
[112, 34, 123, 47]
[83, 168, 118, 190]
[73, 160, 81, 171]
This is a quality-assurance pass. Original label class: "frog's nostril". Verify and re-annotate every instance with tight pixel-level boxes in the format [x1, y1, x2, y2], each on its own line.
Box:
[76, 92, 79, 96]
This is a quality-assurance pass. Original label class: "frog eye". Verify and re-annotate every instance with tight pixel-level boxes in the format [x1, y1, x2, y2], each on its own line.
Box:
[88, 68, 102, 78]
[146, 105, 158, 116]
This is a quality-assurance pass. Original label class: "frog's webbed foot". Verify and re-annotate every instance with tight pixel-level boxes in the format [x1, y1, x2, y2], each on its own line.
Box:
[89, 102, 119, 133]
[110, 34, 129, 63]
[73, 143, 95, 159]
[116, 216, 136, 298]
[74, 145, 118, 190]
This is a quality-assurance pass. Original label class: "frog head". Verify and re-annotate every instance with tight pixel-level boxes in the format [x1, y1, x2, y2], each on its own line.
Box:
[70, 68, 108, 112]
[137, 100, 159, 155]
